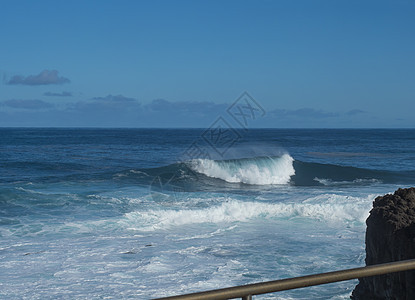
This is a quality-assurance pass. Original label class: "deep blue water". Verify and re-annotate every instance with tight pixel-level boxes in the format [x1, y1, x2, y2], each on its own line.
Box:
[1, 128, 415, 299]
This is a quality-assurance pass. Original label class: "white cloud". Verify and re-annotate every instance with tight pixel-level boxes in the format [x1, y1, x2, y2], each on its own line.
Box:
[6, 70, 70, 85]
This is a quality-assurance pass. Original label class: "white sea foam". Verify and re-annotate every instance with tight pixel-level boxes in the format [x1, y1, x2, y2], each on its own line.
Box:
[314, 177, 381, 186]
[121, 194, 373, 231]
[190, 154, 295, 185]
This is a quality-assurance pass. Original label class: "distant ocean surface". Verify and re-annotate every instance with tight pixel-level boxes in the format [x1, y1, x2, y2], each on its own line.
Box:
[1, 128, 415, 299]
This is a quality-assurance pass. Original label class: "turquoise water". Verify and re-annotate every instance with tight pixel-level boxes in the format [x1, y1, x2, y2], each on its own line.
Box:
[1, 128, 415, 299]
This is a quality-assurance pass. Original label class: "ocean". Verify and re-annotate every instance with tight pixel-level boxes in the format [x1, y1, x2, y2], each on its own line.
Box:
[1, 128, 415, 299]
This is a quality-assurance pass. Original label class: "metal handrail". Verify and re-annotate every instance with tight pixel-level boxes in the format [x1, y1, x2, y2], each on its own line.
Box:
[154, 259, 415, 300]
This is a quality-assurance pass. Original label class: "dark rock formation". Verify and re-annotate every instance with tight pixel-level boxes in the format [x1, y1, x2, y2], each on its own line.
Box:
[352, 187, 415, 299]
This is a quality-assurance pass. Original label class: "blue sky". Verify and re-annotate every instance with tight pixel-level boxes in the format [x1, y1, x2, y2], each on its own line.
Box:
[1, 0, 414, 128]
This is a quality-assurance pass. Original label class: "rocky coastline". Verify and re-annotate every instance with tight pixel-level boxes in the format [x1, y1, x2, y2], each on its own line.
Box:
[352, 187, 415, 299]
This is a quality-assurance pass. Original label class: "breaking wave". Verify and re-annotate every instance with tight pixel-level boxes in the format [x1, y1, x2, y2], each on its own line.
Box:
[113, 153, 415, 188]
[189, 154, 295, 185]
[121, 194, 374, 231]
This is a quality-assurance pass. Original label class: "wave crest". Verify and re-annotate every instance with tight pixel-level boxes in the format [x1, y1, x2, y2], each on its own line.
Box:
[120, 194, 373, 231]
[189, 154, 295, 185]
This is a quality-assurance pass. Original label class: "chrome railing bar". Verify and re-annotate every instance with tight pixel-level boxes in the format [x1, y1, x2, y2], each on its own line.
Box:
[154, 258, 415, 300]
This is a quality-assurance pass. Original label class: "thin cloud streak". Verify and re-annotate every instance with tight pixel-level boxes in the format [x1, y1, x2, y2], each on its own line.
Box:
[44, 91, 73, 97]
[91, 94, 137, 102]
[1, 99, 53, 110]
[269, 108, 338, 119]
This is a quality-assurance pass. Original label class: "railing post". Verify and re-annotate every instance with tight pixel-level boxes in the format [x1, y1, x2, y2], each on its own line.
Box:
[242, 295, 252, 300]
